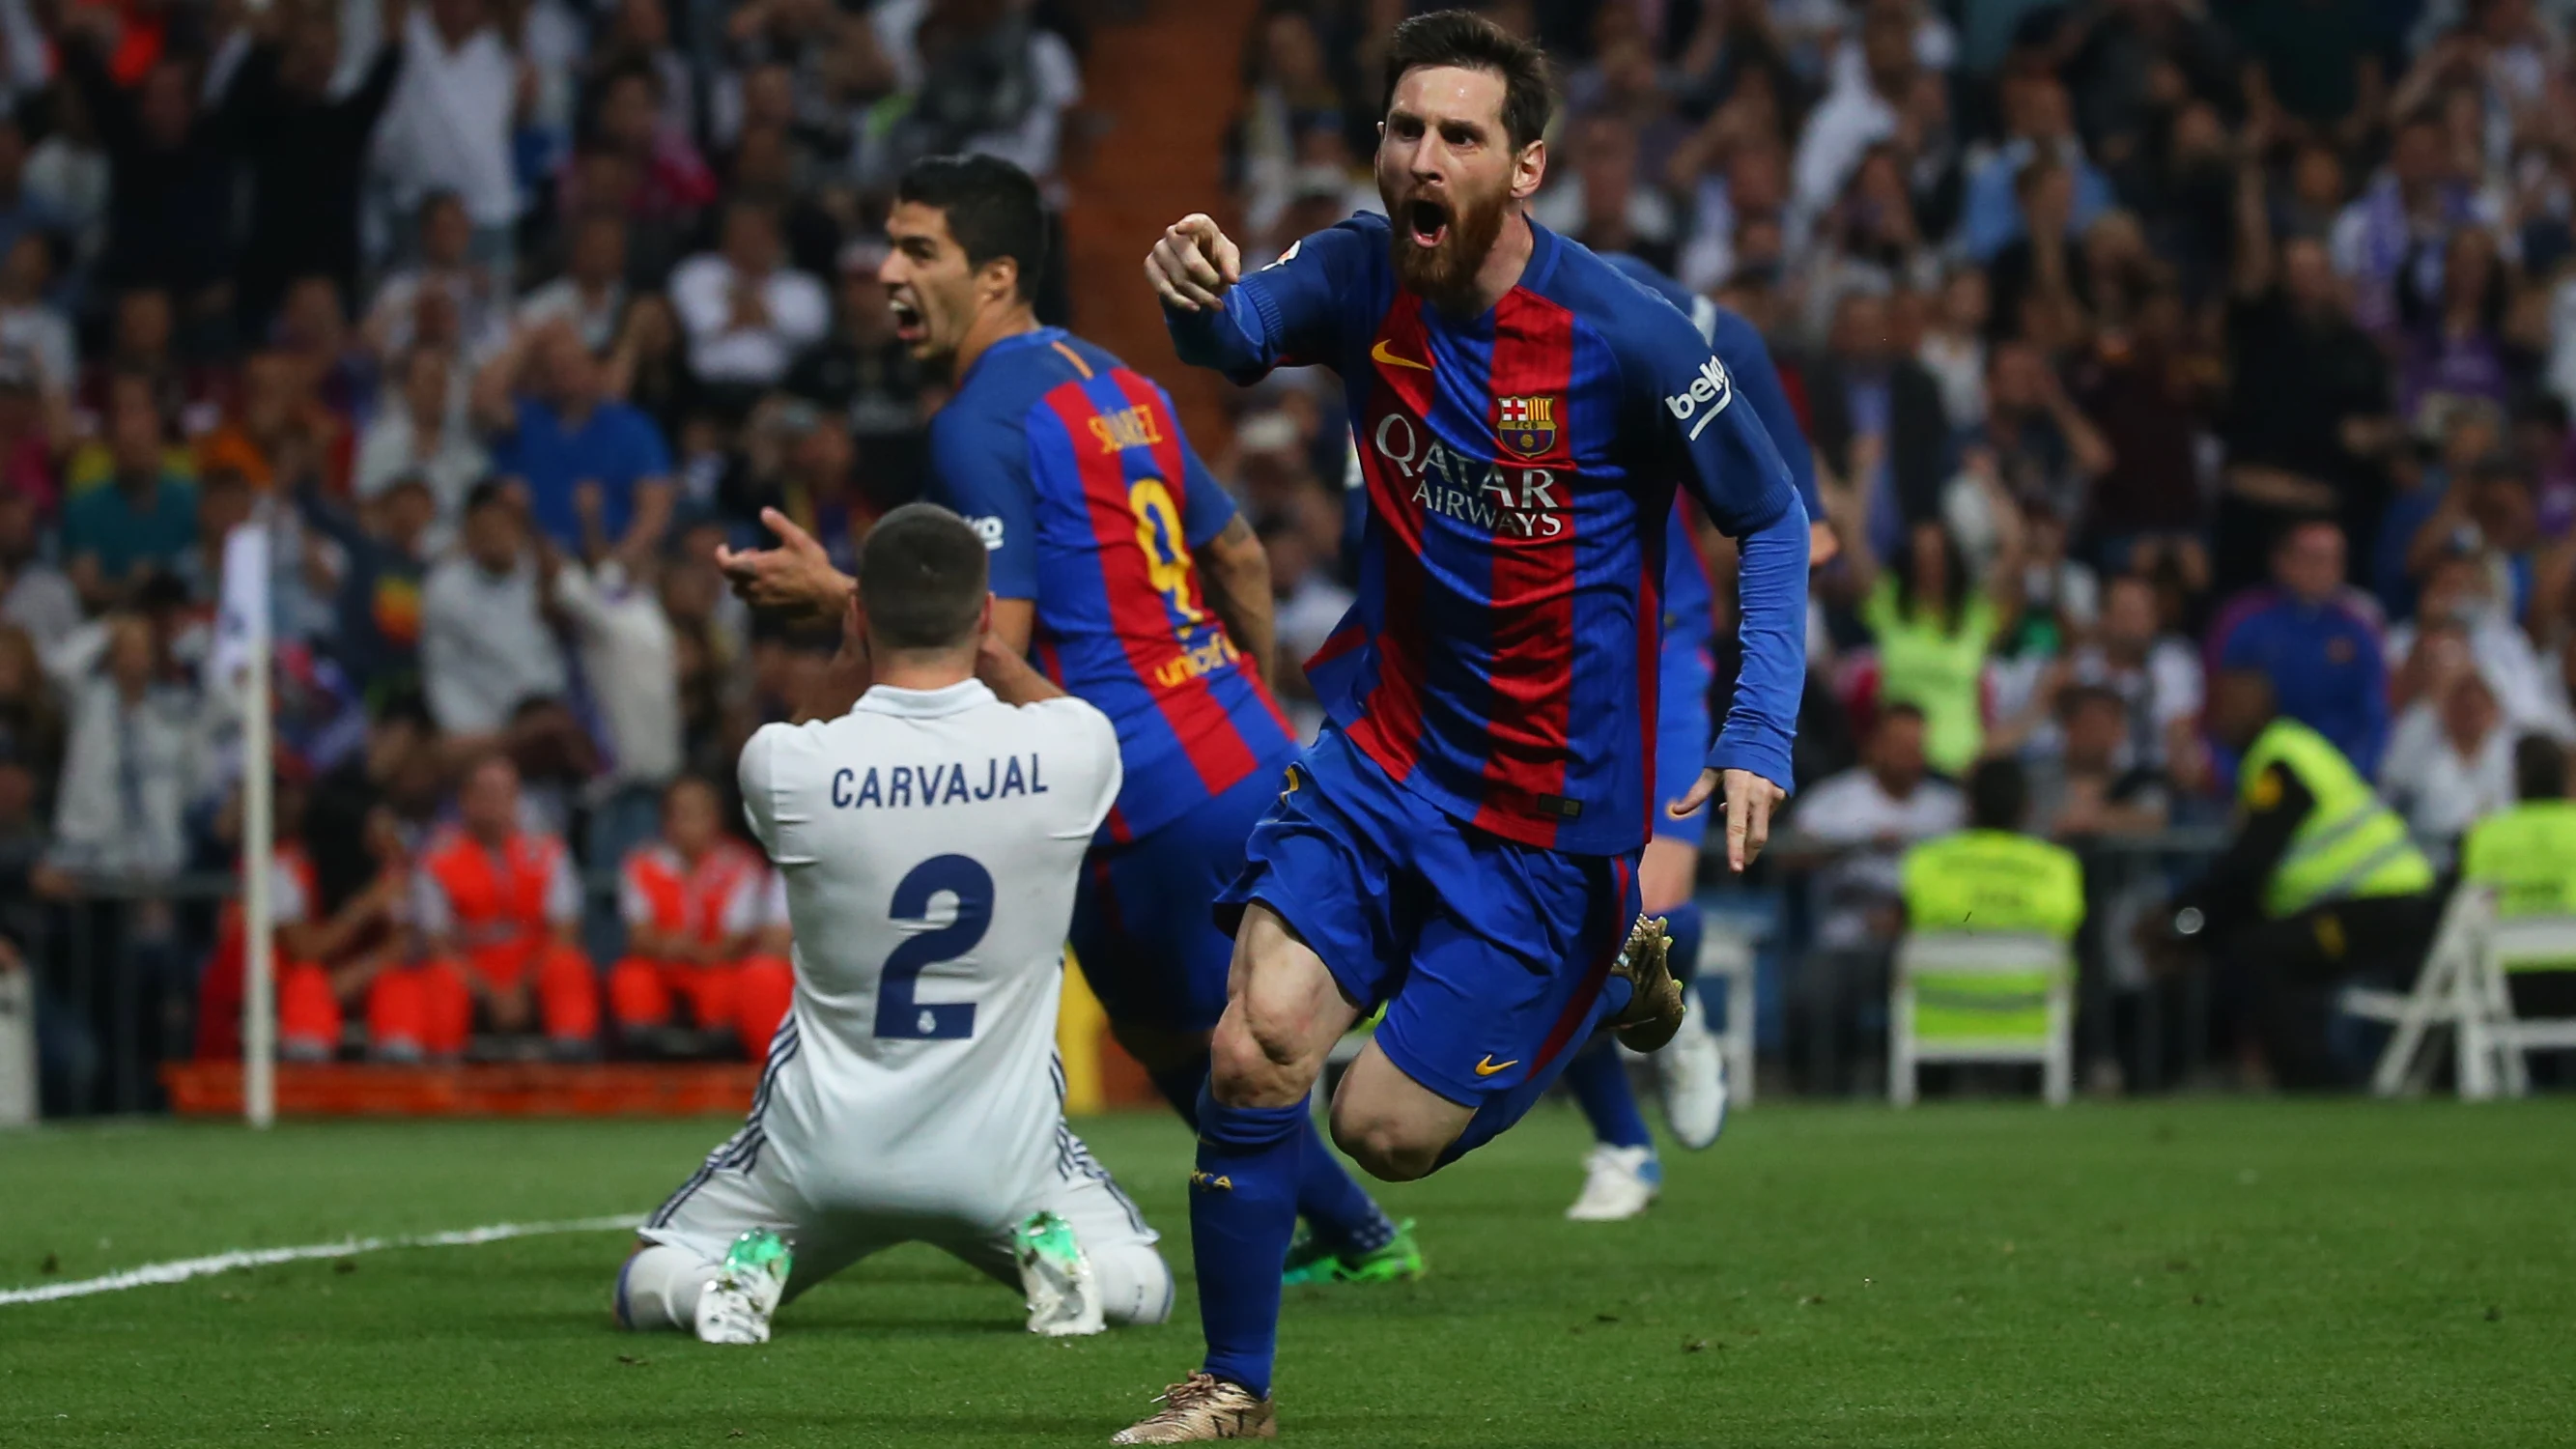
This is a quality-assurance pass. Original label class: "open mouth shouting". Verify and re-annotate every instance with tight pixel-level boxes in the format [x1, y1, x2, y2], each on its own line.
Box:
[1401, 195, 1452, 251]
[887, 291, 925, 345]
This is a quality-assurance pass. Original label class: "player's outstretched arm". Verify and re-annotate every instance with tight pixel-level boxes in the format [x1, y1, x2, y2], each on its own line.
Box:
[715, 508, 856, 621]
[1153, 213, 1374, 383]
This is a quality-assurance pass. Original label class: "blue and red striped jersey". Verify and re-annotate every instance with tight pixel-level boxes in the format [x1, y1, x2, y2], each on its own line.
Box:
[1601, 253, 1814, 659]
[1167, 214, 1810, 856]
[926, 327, 1297, 842]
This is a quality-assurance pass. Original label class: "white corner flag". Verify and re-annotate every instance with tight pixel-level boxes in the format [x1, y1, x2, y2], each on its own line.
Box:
[214, 513, 275, 1128]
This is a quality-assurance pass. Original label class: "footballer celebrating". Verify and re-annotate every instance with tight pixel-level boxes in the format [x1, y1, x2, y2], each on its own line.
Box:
[1124, 11, 1807, 1440]
[617, 505, 1171, 1345]
[718, 156, 1413, 1286]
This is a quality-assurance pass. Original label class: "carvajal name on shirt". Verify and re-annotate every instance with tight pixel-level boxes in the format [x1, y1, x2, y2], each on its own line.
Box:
[831, 756, 1048, 809]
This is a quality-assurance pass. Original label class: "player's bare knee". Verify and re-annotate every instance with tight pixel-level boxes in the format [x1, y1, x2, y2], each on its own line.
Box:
[1327, 1113, 1441, 1182]
[1207, 1010, 1312, 1108]
[1326, 1091, 1447, 1180]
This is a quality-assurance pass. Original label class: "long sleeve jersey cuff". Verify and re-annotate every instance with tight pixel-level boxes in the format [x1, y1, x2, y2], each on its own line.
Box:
[1163, 290, 1275, 383]
[1707, 497, 1809, 794]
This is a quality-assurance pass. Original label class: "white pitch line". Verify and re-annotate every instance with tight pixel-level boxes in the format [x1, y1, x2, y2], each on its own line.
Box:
[0, 1214, 639, 1306]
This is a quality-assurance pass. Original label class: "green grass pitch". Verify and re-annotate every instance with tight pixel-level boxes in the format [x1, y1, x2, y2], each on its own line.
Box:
[4, 1098, 2573, 1447]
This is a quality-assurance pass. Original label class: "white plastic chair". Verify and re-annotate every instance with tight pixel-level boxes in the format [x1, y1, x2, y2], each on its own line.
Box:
[2475, 912, 2576, 1096]
[1696, 923, 1760, 1107]
[0, 963, 35, 1125]
[2342, 886, 2496, 1098]
[1890, 931, 2073, 1107]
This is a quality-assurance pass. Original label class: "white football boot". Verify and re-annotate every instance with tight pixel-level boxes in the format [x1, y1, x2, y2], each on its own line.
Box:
[693, 1228, 792, 1346]
[1565, 1143, 1662, 1221]
[1655, 985, 1730, 1151]
[1014, 1210, 1105, 1337]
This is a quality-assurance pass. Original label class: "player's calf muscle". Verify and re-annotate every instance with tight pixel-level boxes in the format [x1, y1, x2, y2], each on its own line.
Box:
[1207, 905, 1353, 1108]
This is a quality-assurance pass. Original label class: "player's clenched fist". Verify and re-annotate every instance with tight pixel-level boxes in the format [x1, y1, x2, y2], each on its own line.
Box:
[1146, 214, 1242, 312]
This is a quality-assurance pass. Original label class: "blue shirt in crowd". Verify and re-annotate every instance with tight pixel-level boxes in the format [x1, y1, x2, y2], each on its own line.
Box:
[489, 396, 671, 550]
[2213, 587, 2392, 778]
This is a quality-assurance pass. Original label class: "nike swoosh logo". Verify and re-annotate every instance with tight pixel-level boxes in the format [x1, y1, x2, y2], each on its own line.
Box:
[1372, 338, 1432, 372]
[1473, 1055, 1518, 1077]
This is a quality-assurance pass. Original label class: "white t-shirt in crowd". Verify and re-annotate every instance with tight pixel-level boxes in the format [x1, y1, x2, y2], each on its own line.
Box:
[667, 255, 830, 387]
[374, 10, 520, 227]
[1792, 767, 1967, 952]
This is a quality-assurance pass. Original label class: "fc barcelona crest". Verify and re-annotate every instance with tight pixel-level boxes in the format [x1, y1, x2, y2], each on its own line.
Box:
[1496, 395, 1558, 458]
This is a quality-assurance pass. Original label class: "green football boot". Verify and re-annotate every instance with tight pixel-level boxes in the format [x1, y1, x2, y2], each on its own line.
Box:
[1280, 1217, 1424, 1286]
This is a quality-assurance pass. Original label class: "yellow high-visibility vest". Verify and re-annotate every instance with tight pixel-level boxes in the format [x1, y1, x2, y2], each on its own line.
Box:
[2239, 719, 2432, 919]
[2461, 800, 2576, 971]
[1900, 830, 2084, 1042]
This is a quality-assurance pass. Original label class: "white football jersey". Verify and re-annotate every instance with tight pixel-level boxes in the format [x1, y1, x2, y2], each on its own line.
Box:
[737, 679, 1120, 1230]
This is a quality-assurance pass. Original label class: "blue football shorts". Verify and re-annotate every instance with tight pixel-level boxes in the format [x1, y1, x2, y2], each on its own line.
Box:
[1069, 760, 1287, 1035]
[1214, 727, 1640, 1161]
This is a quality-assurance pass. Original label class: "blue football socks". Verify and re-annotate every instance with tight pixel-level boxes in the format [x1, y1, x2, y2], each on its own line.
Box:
[1153, 1056, 1393, 1253]
[1565, 1041, 1654, 1151]
[1191, 1084, 1305, 1399]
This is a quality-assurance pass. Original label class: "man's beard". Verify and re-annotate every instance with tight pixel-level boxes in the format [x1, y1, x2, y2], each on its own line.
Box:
[1387, 183, 1510, 307]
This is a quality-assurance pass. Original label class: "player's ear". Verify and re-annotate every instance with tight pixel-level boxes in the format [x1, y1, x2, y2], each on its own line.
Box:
[976, 591, 994, 638]
[979, 258, 1020, 307]
[1511, 139, 1546, 203]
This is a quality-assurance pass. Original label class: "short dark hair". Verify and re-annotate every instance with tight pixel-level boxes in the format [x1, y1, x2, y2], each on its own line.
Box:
[1967, 758, 2028, 831]
[859, 503, 989, 651]
[895, 155, 1050, 302]
[1878, 700, 1928, 731]
[1380, 10, 1555, 153]
[2515, 733, 2566, 802]
[464, 477, 514, 517]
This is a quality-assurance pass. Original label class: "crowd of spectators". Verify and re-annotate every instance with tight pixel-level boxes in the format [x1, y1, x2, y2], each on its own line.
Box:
[0, 0, 1091, 1111]
[21, 0, 2576, 1107]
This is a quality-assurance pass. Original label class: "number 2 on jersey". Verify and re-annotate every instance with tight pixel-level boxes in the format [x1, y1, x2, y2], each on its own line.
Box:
[875, 855, 992, 1040]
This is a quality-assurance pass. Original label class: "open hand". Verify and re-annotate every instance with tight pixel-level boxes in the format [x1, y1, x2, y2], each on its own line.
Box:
[714, 507, 852, 621]
[1669, 767, 1786, 874]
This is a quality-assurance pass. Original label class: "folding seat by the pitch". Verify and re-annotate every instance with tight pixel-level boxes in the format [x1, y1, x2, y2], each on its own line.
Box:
[1695, 920, 1759, 1107]
[2342, 885, 2499, 1097]
[2469, 903, 2576, 1096]
[1889, 930, 2072, 1106]
[0, 960, 32, 1125]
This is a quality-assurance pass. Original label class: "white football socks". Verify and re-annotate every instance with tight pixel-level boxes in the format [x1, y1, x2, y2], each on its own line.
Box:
[615, 1242, 715, 1331]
